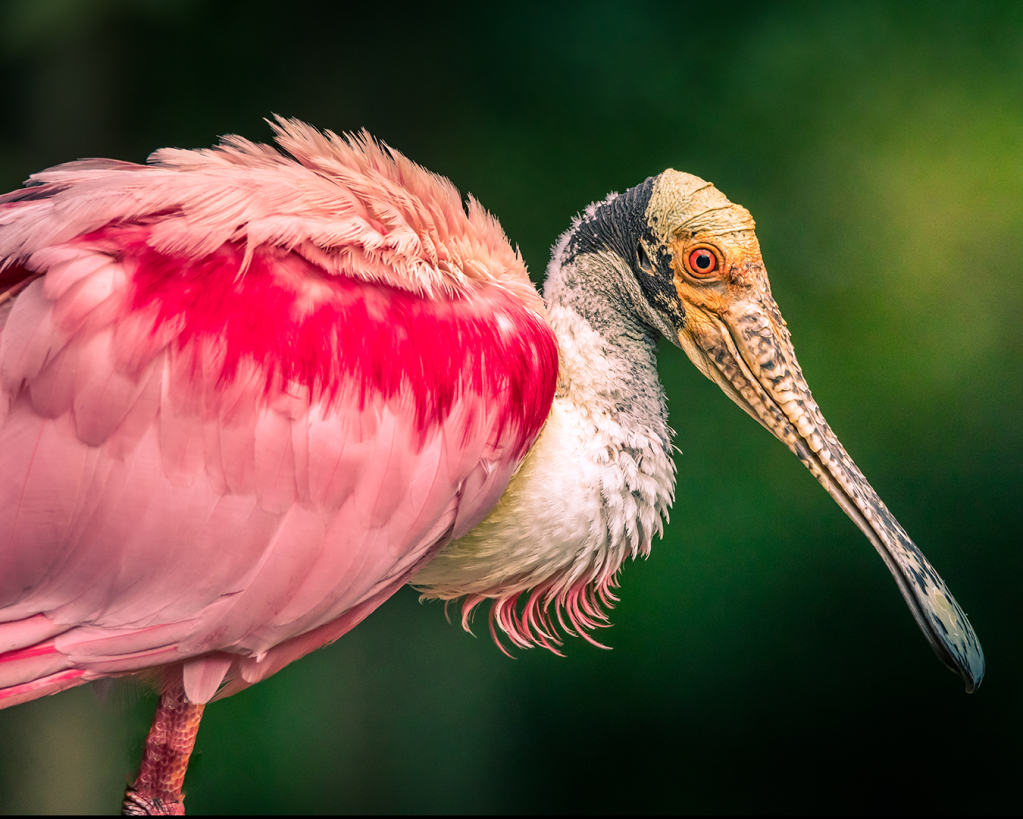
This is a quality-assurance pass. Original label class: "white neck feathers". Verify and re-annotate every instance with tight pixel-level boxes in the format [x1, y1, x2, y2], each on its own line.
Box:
[415, 251, 675, 651]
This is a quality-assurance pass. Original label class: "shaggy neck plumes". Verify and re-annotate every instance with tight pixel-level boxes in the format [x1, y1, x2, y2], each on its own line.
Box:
[414, 237, 676, 652]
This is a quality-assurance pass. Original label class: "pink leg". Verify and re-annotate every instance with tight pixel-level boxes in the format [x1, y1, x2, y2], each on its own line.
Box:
[122, 688, 205, 816]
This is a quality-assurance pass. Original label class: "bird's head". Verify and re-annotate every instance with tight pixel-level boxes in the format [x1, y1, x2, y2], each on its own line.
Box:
[555, 169, 984, 691]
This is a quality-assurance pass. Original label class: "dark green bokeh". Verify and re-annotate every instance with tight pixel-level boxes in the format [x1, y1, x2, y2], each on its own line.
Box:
[0, 0, 1020, 813]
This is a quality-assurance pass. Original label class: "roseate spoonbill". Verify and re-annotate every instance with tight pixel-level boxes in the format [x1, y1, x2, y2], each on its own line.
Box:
[0, 118, 983, 814]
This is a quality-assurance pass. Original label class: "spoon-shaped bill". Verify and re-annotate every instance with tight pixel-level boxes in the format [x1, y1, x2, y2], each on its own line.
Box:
[678, 294, 985, 692]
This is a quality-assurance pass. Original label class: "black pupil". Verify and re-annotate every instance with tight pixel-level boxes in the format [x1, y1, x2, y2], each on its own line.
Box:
[695, 252, 712, 270]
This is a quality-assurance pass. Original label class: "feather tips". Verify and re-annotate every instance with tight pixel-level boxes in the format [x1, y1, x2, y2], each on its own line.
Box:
[0, 117, 543, 314]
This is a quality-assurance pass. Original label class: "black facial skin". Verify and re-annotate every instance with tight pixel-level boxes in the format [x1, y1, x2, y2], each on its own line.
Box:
[562, 177, 684, 331]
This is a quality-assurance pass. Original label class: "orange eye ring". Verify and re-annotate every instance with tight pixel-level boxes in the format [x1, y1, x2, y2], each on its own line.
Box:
[686, 245, 721, 277]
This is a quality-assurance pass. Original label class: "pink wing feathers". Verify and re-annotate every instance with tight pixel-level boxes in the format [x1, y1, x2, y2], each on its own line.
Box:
[0, 120, 558, 707]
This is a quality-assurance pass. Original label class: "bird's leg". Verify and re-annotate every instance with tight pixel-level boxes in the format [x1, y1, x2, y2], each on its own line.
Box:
[122, 687, 205, 816]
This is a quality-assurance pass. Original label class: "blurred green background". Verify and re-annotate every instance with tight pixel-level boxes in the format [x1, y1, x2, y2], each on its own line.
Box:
[1, 0, 1020, 813]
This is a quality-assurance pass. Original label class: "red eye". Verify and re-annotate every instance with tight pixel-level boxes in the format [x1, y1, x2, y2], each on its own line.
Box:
[687, 247, 719, 276]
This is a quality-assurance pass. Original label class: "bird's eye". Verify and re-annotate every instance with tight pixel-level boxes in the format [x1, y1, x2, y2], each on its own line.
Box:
[685, 246, 721, 278]
[636, 241, 654, 274]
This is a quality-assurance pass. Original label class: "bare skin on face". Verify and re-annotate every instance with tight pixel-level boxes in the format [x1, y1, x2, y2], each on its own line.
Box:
[648, 171, 983, 691]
